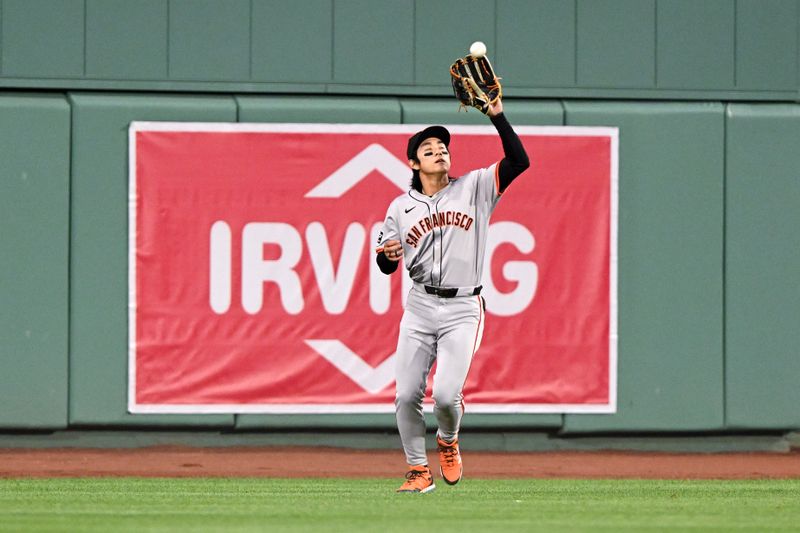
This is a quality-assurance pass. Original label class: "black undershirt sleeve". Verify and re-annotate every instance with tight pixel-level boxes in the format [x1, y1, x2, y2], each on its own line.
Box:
[490, 112, 530, 194]
[376, 251, 399, 274]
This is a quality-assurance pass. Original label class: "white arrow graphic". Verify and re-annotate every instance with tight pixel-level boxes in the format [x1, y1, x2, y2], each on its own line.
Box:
[304, 144, 409, 198]
[304, 339, 395, 394]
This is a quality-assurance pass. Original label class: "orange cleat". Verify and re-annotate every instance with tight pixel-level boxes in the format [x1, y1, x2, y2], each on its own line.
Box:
[396, 464, 436, 493]
[437, 435, 463, 485]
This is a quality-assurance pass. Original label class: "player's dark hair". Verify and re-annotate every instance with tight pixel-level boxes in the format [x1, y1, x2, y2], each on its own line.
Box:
[410, 168, 422, 192]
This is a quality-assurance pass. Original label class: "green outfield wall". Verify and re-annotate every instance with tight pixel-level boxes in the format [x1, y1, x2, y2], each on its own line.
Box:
[0, 0, 798, 434]
[0, 0, 797, 100]
[1, 94, 797, 433]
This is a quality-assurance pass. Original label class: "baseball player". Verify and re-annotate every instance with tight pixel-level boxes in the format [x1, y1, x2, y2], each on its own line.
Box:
[375, 97, 530, 493]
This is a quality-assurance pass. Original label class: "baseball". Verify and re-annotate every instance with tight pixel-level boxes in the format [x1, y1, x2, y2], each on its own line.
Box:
[469, 41, 487, 58]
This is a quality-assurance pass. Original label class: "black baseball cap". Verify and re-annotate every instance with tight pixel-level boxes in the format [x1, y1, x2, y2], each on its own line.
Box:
[407, 125, 451, 160]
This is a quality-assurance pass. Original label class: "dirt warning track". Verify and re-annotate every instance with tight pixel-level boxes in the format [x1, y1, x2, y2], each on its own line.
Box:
[2, 447, 799, 479]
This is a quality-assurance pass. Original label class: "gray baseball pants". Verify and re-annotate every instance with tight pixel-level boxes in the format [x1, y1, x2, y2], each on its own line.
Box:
[395, 283, 485, 466]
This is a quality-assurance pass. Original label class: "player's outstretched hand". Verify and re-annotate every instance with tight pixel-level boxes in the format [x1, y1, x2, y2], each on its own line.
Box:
[486, 97, 503, 117]
[384, 240, 404, 262]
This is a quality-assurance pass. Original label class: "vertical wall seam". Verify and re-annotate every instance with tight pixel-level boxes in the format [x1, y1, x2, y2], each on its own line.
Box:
[654, 0, 658, 87]
[733, 0, 738, 88]
[721, 102, 728, 428]
[398, 80, 405, 123]
[166, 0, 171, 78]
[411, 0, 416, 84]
[493, 0, 498, 67]
[0, 0, 4, 75]
[82, 0, 87, 77]
[330, 0, 335, 82]
[248, 0, 253, 81]
[66, 92, 75, 428]
[573, 0, 578, 85]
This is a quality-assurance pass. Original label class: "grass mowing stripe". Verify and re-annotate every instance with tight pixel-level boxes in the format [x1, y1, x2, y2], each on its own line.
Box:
[0, 478, 798, 533]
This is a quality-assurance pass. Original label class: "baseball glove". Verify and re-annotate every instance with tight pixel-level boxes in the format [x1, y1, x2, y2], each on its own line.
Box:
[449, 55, 502, 114]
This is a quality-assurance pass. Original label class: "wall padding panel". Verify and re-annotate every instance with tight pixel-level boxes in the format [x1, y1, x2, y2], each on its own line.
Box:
[1, 0, 84, 78]
[333, 0, 413, 85]
[562, 102, 725, 432]
[0, 94, 70, 429]
[725, 104, 800, 429]
[576, 0, 655, 88]
[85, 0, 168, 80]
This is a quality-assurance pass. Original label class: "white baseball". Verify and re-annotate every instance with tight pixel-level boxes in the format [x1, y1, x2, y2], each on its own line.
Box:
[469, 41, 487, 58]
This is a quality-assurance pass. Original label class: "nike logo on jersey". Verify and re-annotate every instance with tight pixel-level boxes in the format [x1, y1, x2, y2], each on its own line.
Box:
[404, 206, 416, 213]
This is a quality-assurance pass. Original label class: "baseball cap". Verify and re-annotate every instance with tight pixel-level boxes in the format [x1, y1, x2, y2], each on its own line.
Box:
[407, 125, 451, 160]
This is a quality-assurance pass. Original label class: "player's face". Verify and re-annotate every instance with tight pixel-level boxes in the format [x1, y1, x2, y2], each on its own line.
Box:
[411, 137, 451, 175]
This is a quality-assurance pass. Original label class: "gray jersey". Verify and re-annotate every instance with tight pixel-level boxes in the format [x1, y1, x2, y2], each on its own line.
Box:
[376, 163, 500, 288]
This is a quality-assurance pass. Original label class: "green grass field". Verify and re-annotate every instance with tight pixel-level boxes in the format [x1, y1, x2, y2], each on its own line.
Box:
[1, 478, 799, 532]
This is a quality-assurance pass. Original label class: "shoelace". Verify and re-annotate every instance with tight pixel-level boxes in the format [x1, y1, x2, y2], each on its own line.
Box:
[439, 442, 458, 466]
[405, 469, 428, 481]
[403, 469, 430, 488]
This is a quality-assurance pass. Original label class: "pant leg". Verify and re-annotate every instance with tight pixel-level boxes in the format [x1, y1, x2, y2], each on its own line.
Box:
[432, 295, 485, 442]
[394, 290, 436, 466]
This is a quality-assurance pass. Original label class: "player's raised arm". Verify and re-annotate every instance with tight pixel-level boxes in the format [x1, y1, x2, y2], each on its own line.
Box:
[490, 109, 530, 194]
[450, 47, 530, 194]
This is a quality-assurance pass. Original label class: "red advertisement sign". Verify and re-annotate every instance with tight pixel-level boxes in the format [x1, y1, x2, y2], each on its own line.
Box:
[128, 122, 617, 413]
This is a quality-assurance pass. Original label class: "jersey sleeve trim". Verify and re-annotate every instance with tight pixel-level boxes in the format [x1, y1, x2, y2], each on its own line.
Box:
[494, 161, 502, 197]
